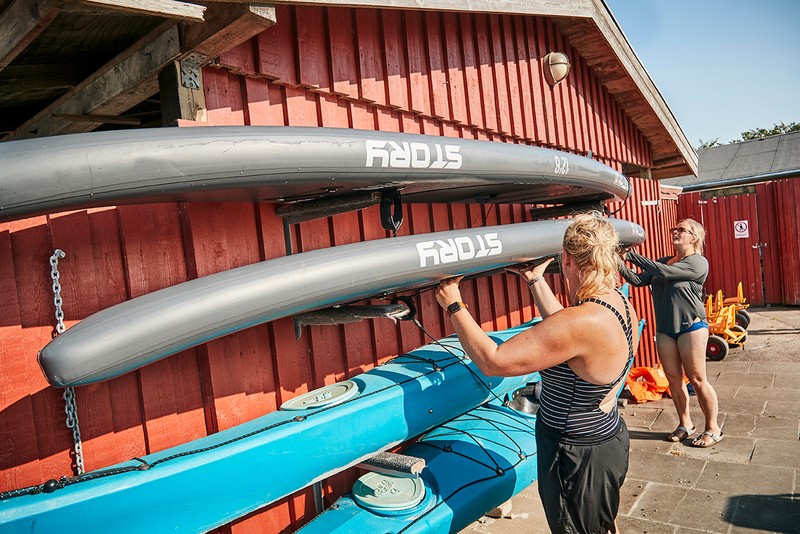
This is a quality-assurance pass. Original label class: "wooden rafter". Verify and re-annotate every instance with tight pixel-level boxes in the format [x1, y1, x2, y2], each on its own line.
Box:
[2, 4, 276, 140]
[79, 0, 206, 22]
[0, 0, 60, 72]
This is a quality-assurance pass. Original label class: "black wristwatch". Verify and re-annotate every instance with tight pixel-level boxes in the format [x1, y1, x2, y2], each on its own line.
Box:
[446, 301, 468, 317]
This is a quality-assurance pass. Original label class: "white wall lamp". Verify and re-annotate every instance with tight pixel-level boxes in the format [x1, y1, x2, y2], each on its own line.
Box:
[543, 52, 571, 86]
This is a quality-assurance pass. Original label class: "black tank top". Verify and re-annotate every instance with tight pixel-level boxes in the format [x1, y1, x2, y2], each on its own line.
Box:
[538, 287, 634, 445]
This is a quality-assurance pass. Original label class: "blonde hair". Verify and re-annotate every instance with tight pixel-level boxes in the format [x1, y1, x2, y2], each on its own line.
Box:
[563, 212, 620, 300]
[680, 218, 705, 255]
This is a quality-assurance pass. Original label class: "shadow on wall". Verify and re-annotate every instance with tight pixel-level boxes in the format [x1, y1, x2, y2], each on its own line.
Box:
[725, 494, 800, 533]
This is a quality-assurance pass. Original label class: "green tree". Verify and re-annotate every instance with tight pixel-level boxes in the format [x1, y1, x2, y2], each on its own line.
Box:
[697, 121, 799, 149]
[698, 138, 722, 149]
[740, 121, 800, 140]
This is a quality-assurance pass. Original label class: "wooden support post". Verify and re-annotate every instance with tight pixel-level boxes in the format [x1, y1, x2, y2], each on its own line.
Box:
[159, 60, 207, 125]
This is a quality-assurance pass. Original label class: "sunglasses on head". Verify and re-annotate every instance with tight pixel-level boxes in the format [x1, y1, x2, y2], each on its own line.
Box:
[670, 227, 694, 236]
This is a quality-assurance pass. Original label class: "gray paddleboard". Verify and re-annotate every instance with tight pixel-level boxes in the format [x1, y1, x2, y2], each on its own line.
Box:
[38, 218, 645, 387]
[0, 126, 631, 222]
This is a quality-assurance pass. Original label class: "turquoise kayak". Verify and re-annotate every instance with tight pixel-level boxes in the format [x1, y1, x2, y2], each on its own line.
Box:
[0, 321, 540, 533]
[298, 399, 538, 533]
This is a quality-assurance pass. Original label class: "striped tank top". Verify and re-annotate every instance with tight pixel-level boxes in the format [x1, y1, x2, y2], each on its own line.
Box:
[538, 288, 634, 445]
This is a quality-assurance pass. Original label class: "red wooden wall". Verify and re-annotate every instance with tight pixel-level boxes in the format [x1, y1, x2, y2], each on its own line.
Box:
[677, 179, 800, 306]
[0, 6, 668, 532]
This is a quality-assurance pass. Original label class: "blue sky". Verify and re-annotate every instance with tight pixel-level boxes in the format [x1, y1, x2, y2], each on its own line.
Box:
[604, 0, 800, 147]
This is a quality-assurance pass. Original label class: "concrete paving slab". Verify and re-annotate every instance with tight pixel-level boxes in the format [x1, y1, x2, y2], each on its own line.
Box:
[695, 462, 795, 495]
[708, 361, 752, 374]
[716, 372, 776, 387]
[736, 385, 800, 403]
[722, 413, 799, 441]
[627, 482, 689, 523]
[669, 488, 733, 533]
[750, 438, 800, 468]
[727, 493, 800, 533]
[617, 515, 677, 533]
[774, 372, 800, 389]
[719, 396, 767, 416]
[628, 450, 706, 486]
[714, 384, 742, 404]
[749, 362, 800, 374]
[763, 399, 800, 418]
[676, 436, 755, 464]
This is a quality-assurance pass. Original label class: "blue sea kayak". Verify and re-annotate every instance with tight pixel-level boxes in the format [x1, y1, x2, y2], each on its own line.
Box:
[299, 399, 539, 533]
[0, 321, 540, 533]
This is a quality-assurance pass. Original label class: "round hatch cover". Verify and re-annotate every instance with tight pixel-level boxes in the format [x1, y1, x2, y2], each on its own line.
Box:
[279, 380, 358, 411]
[352, 472, 427, 515]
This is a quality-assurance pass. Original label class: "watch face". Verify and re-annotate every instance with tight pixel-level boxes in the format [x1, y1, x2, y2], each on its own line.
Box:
[447, 302, 462, 315]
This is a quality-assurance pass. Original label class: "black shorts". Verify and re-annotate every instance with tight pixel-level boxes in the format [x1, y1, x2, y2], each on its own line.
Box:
[535, 418, 630, 534]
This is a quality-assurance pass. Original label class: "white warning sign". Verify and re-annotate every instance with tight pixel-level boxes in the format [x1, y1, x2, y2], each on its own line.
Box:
[734, 220, 749, 239]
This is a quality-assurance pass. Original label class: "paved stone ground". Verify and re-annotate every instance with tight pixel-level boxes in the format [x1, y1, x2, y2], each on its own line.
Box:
[464, 306, 800, 534]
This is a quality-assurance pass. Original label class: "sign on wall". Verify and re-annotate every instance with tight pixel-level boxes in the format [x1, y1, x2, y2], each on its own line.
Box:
[734, 220, 750, 239]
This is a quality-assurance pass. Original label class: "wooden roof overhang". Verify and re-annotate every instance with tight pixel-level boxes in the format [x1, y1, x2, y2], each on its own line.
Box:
[0, 0, 696, 179]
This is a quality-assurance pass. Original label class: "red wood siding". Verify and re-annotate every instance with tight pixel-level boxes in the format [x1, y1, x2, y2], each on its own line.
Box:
[0, 6, 665, 533]
[678, 180, 800, 307]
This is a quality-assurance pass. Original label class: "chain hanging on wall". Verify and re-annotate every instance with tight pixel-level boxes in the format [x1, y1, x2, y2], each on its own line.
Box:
[49, 249, 85, 475]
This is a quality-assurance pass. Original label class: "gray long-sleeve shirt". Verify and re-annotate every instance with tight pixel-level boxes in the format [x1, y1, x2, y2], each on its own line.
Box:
[619, 251, 708, 335]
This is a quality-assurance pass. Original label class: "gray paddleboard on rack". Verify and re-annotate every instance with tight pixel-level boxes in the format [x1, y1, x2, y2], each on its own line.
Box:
[38, 218, 645, 387]
[0, 126, 630, 222]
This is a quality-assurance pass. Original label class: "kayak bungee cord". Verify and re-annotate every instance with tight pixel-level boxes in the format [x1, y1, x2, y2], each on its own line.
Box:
[395, 405, 537, 534]
[0, 317, 525, 501]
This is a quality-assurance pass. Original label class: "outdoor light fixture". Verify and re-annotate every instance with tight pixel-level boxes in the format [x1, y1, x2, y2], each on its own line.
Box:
[543, 51, 571, 85]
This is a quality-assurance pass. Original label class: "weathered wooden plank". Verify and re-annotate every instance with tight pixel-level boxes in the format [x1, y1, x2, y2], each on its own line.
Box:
[474, 14, 498, 133]
[257, 6, 297, 83]
[6, 22, 181, 139]
[296, 6, 330, 92]
[0, 0, 59, 71]
[203, 67, 246, 125]
[184, 3, 276, 60]
[424, 11, 449, 120]
[513, 17, 535, 140]
[355, 9, 387, 105]
[327, 7, 359, 99]
[318, 92, 349, 127]
[382, 9, 410, 110]
[461, 14, 483, 128]
[500, 15, 523, 138]
[404, 10, 431, 116]
[442, 12, 467, 124]
[488, 15, 510, 135]
[117, 204, 207, 453]
[284, 85, 320, 126]
[525, 17, 549, 144]
[217, 39, 259, 76]
[79, 0, 205, 21]
[534, 17, 556, 146]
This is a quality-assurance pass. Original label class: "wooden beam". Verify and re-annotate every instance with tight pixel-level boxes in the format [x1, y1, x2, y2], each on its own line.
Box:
[51, 112, 142, 125]
[182, 3, 276, 59]
[79, 0, 206, 22]
[207, 0, 593, 18]
[2, 4, 276, 140]
[158, 60, 206, 125]
[0, 0, 60, 71]
[5, 21, 182, 140]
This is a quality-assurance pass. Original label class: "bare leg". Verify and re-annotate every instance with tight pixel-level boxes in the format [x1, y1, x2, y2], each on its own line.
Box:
[656, 333, 693, 433]
[678, 328, 722, 444]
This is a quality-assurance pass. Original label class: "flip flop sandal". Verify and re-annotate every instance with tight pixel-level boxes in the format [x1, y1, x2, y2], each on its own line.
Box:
[667, 425, 696, 442]
[692, 431, 724, 448]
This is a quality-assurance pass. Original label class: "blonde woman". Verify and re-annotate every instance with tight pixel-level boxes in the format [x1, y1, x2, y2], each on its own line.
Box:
[619, 218, 722, 448]
[436, 213, 638, 534]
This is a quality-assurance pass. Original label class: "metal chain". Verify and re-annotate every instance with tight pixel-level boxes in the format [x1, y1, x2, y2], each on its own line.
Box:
[49, 249, 85, 475]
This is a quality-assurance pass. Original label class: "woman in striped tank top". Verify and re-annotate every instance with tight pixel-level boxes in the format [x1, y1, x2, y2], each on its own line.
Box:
[436, 213, 639, 533]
